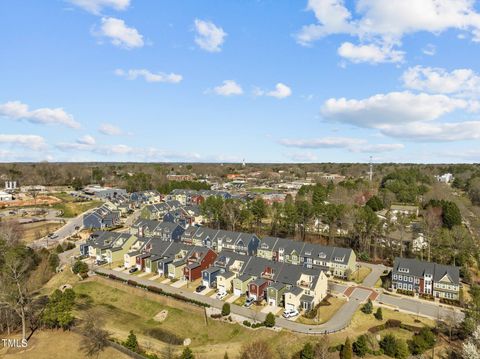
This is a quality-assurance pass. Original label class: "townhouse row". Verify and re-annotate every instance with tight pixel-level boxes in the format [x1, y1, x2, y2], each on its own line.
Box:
[391, 257, 460, 300]
[129, 219, 357, 279]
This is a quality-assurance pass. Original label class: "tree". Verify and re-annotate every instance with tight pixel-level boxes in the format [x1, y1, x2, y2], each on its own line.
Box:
[408, 327, 435, 355]
[80, 312, 111, 358]
[1, 243, 37, 340]
[366, 196, 384, 212]
[250, 198, 267, 230]
[240, 341, 274, 359]
[361, 299, 373, 314]
[265, 312, 275, 328]
[395, 339, 409, 359]
[221, 303, 230, 317]
[296, 200, 312, 241]
[314, 336, 330, 359]
[224, 352, 229, 359]
[353, 335, 369, 357]
[300, 342, 314, 359]
[123, 330, 140, 352]
[374, 307, 383, 320]
[340, 337, 352, 359]
[180, 347, 195, 359]
[72, 260, 89, 274]
[380, 334, 409, 359]
[42, 289, 76, 330]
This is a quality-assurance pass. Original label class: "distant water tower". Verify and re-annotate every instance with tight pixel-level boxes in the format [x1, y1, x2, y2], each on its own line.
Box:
[242, 158, 246, 167]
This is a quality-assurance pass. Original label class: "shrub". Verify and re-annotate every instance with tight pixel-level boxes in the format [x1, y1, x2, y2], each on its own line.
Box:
[408, 327, 435, 355]
[123, 330, 139, 352]
[243, 320, 252, 327]
[380, 334, 409, 359]
[300, 342, 314, 359]
[210, 314, 222, 319]
[221, 303, 230, 316]
[361, 299, 373, 314]
[180, 346, 195, 359]
[340, 337, 352, 359]
[374, 308, 383, 320]
[353, 335, 369, 357]
[265, 312, 275, 328]
[72, 260, 89, 274]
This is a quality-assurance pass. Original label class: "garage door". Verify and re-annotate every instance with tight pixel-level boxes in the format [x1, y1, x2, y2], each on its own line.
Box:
[285, 303, 295, 311]
[234, 288, 242, 296]
[202, 279, 210, 288]
[268, 299, 276, 307]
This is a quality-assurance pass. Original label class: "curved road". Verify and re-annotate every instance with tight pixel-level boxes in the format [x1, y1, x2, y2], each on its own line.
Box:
[95, 267, 366, 334]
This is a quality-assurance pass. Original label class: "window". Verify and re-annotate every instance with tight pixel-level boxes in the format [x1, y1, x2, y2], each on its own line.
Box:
[398, 275, 402, 281]
[393, 274, 397, 280]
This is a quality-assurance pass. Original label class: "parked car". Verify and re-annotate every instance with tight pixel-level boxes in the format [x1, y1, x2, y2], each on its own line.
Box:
[74, 225, 80, 230]
[95, 259, 107, 265]
[216, 291, 227, 300]
[195, 285, 206, 293]
[282, 309, 299, 318]
[129, 267, 138, 273]
[244, 297, 255, 307]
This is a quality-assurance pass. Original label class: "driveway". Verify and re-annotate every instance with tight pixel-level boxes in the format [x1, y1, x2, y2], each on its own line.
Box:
[96, 267, 366, 334]
[360, 262, 387, 287]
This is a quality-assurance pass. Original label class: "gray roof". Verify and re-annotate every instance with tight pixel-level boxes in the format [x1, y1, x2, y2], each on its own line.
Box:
[86, 232, 134, 251]
[203, 266, 221, 274]
[300, 294, 314, 303]
[259, 237, 279, 251]
[218, 271, 235, 279]
[286, 286, 303, 295]
[393, 257, 459, 285]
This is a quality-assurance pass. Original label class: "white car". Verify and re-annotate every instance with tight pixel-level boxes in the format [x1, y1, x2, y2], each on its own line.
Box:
[282, 309, 299, 318]
[216, 291, 227, 300]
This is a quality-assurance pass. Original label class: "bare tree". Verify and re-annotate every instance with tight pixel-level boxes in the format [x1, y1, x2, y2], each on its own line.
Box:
[314, 335, 330, 359]
[240, 340, 275, 359]
[80, 311, 111, 358]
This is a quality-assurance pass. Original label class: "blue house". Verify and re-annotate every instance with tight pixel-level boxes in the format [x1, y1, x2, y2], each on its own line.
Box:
[202, 266, 222, 288]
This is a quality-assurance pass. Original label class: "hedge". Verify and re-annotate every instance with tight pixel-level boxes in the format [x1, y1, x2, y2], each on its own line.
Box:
[368, 319, 423, 334]
[396, 289, 414, 296]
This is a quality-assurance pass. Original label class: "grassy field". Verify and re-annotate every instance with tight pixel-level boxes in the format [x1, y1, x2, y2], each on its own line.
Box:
[20, 221, 62, 244]
[296, 296, 346, 325]
[0, 330, 130, 359]
[59, 274, 439, 358]
[352, 265, 373, 284]
[52, 195, 102, 218]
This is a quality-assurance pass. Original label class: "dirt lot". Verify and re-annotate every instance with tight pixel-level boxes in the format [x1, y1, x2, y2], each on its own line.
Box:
[20, 221, 63, 244]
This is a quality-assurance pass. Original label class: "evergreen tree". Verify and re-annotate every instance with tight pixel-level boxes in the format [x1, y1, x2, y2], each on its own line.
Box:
[300, 342, 314, 359]
[221, 303, 230, 317]
[361, 299, 373, 314]
[123, 330, 139, 352]
[340, 337, 352, 359]
[374, 307, 383, 320]
[264, 312, 275, 327]
[180, 347, 195, 359]
[352, 335, 369, 357]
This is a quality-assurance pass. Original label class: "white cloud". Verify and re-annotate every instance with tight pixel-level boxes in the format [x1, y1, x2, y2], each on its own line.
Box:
[381, 121, 480, 141]
[77, 134, 96, 145]
[285, 152, 319, 162]
[99, 123, 124, 136]
[98, 17, 144, 49]
[297, 0, 480, 62]
[350, 143, 405, 153]
[321, 91, 468, 128]
[402, 66, 480, 96]
[194, 19, 227, 52]
[422, 43, 436, 56]
[255, 83, 292, 99]
[280, 136, 365, 148]
[0, 134, 46, 150]
[279, 136, 403, 153]
[69, 0, 130, 15]
[0, 100, 80, 129]
[338, 42, 404, 63]
[115, 68, 182, 83]
[56, 138, 202, 161]
[213, 80, 243, 96]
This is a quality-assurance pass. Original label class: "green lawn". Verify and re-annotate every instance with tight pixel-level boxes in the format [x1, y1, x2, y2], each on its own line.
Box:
[53, 200, 102, 217]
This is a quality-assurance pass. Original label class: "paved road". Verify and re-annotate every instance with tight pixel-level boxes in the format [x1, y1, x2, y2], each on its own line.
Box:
[95, 267, 365, 334]
[361, 263, 387, 288]
[377, 292, 464, 322]
[30, 209, 95, 249]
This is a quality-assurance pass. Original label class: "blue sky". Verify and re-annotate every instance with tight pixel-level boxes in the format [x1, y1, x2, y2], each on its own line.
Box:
[1, 0, 480, 163]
